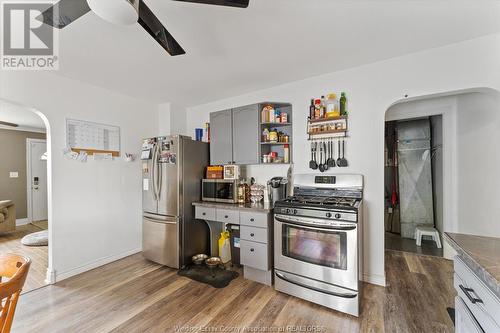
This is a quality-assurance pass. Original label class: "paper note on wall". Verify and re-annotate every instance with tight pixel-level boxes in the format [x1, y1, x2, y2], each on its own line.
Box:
[143, 179, 149, 191]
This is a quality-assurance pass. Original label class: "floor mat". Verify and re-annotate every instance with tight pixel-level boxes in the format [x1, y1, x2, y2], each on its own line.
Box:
[178, 264, 238, 288]
[21, 230, 48, 246]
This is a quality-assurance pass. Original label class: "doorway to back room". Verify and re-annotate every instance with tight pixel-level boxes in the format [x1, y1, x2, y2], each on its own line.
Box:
[384, 115, 444, 257]
[0, 99, 50, 293]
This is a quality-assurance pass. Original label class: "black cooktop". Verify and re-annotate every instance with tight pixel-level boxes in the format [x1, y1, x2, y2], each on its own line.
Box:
[275, 195, 361, 211]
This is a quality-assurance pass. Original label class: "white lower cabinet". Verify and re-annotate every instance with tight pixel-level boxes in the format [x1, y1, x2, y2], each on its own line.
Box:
[455, 296, 484, 333]
[195, 205, 273, 286]
[453, 256, 500, 333]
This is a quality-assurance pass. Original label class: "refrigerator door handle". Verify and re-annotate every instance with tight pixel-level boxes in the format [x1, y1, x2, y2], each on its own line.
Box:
[158, 152, 163, 201]
[152, 143, 160, 201]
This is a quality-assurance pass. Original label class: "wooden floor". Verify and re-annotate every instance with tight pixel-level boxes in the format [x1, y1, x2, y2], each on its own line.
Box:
[0, 223, 48, 293]
[385, 232, 443, 257]
[12, 250, 455, 333]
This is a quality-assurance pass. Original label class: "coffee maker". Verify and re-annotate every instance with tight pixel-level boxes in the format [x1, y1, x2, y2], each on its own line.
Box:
[267, 177, 288, 206]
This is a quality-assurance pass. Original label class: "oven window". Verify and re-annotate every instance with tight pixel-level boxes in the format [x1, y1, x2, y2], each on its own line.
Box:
[216, 182, 234, 200]
[282, 224, 347, 270]
[202, 182, 216, 200]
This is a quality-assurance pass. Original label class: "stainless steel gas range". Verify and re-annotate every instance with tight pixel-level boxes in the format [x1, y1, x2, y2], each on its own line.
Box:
[273, 174, 363, 317]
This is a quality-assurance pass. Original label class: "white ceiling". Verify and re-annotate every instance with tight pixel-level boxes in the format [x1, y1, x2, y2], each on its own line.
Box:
[28, 0, 500, 106]
[0, 100, 45, 130]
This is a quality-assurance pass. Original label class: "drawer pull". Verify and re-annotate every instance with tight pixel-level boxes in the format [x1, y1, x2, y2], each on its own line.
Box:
[250, 233, 255, 237]
[250, 248, 254, 252]
[225, 215, 229, 219]
[250, 218, 255, 222]
[202, 212, 206, 216]
[459, 284, 483, 304]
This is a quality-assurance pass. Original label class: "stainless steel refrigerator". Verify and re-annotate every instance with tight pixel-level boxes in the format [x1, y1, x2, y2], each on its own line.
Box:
[141, 135, 209, 268]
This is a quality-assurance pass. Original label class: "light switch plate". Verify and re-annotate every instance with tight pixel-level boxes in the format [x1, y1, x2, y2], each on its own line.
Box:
[9, 172, 18, 178]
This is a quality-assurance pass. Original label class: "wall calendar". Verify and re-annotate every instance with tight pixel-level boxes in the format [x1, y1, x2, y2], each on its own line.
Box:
[66, 119, 121, 157]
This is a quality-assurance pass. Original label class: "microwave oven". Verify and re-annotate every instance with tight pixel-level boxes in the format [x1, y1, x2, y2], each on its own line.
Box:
[202, 179, 238, 203]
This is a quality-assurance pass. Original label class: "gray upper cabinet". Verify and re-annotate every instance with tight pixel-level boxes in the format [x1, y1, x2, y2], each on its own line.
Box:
[232, 105, 260, 165]
[210, 110, 233, 165]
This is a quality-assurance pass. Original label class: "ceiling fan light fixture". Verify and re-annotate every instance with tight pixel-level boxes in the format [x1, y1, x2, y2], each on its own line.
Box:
[87, 0, 139, 26]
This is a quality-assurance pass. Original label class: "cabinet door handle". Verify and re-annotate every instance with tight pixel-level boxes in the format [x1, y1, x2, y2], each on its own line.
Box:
[202, 212, 206, 216]
[459, 285, 483, 304]
[250, 248, 254, 252]
[225, 215, 229, 219]
[250, 218, 255, 222]
[250, 233, 255, 237]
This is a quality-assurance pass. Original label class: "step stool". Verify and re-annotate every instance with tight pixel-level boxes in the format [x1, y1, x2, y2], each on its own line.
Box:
[415, 226, 442, 248]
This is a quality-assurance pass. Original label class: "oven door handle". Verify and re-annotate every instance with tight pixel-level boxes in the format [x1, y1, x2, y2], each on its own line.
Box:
[275, 272, 357, 299]
[275, 216, 356, 231]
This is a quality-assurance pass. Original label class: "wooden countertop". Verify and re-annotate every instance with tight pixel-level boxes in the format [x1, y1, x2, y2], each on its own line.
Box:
[445, 232, 500, 298]
[192, 201, 273, 213]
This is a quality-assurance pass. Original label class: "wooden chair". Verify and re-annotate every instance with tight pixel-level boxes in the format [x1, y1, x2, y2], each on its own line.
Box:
[0, 254, 31, 333]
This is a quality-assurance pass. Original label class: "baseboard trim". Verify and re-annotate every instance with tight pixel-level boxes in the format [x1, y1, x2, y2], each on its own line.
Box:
[54, 248, 142, 282]
[16, 218, 29, 226]
[363, 273, 386, 287]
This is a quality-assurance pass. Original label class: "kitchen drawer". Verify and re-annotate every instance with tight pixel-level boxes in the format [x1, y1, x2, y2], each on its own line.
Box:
[240, 211, 268, 228]
[241, 225, 268, 244]
[455, 296, 484, 333]
[454, 256, 500, 331]
[195, 206, 216, 221]
[216, 209, 240, 224]
[240, 240, 269, 271]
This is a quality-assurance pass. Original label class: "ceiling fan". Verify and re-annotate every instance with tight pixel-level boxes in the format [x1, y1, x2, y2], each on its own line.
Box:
[37, 0, 249, 56]
[0, 121, 19, 128]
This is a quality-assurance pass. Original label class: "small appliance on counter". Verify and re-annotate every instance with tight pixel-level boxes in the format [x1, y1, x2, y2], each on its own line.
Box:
[202, 179, 239, 203]
[267, 177, 288, 206]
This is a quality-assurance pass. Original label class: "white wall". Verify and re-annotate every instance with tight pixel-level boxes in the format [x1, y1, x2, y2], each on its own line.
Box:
[456, 92, 500, 237]
[184, 33, 500, 286]
[158, 102, 188, 137]
[0, 71, 158, 281]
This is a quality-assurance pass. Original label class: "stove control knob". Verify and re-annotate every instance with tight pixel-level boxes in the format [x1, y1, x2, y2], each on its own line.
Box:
[335, 213, 341, 219]
[326, 213, 332, 218]
[293, 209, 298, 215]
[285, 209, 291, 214]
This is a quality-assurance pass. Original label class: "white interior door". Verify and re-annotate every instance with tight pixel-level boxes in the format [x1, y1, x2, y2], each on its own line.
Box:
[29, 140, 48, 222]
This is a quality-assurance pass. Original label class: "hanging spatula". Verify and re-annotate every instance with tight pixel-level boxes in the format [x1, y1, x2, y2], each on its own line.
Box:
[309, 141, 318, 170]
[338, 139, 348, 167]
[328, 139, 335, 167]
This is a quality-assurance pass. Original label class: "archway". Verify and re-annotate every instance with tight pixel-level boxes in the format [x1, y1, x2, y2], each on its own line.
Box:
[0, 98, 53, 291]
[382, 87, 500, 262]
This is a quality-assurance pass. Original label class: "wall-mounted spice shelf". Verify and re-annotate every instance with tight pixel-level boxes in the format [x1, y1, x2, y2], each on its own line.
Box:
[308, 116, 347, 123]
[307, 116, 348, 140]
[308, 129, 347, 135]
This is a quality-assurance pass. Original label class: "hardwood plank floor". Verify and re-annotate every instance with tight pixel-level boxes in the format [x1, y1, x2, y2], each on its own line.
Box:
[0, 223, 48, 293]
[385, 232, 443, 257]
[12, 250, 455, 333]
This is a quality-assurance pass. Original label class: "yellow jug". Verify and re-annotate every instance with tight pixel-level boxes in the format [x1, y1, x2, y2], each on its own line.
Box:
[218, 231, 231, 264]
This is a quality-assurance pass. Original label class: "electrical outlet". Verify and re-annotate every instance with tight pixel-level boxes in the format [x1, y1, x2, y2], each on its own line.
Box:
[9, 172, 18, 178]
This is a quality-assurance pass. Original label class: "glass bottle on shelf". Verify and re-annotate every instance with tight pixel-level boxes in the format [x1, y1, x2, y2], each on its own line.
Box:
[237, 182, 246, 204]
[340, 92, 348, 116]
[284, 144, 290, 163]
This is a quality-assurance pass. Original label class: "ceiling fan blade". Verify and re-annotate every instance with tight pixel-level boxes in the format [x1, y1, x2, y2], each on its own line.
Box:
[173, 0, 249, 8]
[0, 121, 19, 128]
[138, 1, 186, 56]
[37, 0, 91, 29]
